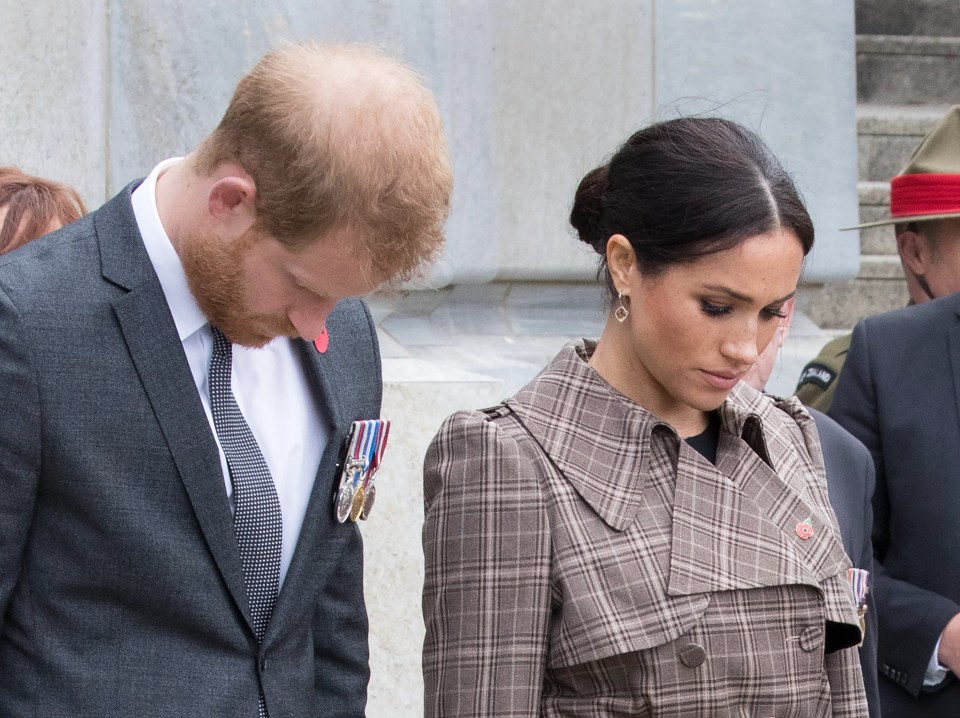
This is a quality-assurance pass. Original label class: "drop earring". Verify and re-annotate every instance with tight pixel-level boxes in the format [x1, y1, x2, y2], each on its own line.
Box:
[615, 291, 629, 323]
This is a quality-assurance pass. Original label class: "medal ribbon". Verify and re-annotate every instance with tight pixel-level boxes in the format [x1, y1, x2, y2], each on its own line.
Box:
[847, 567, 870, 609]
[362, 420, 391, 490]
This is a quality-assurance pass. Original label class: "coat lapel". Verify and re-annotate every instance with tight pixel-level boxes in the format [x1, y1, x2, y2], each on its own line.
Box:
[98, 186, 252, 632]
[668, 431, 847, 597]
[667, 386, 849, 597]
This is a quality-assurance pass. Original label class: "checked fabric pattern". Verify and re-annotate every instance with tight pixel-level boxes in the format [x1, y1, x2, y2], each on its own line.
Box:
[209, 326, 281, 718]
[422, 341, 867, 717]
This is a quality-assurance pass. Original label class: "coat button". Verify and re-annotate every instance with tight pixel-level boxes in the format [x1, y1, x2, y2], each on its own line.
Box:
[798, 625, 824, 652]
[259, 656, 267, 672]
[679, 643, 707, 667]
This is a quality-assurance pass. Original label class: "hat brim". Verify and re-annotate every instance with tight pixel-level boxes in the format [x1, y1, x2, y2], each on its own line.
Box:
[841, 209, 960, 230]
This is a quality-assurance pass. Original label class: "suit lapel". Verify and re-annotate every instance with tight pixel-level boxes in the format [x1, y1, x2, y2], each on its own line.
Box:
[270, 319, 355, 627]
[98, 186, 252, 632]
[949, 308, 960, 434]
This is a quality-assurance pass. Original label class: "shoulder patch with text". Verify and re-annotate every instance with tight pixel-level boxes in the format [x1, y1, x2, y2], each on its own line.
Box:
[797, 362, 837, 391]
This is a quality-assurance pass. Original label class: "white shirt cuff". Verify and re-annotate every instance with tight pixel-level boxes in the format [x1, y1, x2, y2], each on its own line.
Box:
[925, 634, 951, 686]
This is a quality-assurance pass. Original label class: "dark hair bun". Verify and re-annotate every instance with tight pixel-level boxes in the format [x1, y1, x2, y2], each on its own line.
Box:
[569, 117, 813, 297]
[569, 164, 609, 254]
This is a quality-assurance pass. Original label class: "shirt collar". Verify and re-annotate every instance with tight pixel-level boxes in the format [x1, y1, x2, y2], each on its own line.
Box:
[131, 157, 209, 342]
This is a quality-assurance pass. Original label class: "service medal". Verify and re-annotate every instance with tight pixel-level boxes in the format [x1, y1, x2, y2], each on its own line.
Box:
[358, 420, 391, 521]
[350, 485, 366, 522]
[360, 485, 376, 520]
[335, 483, 355, 524]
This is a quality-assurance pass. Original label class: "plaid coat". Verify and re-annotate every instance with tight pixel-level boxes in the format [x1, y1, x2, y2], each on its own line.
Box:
[423, 342, 868, 717]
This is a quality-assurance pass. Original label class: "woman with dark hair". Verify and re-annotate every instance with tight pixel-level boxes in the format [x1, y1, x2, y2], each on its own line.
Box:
[422, 118, 869, 716]
[0, 166, 86, 254]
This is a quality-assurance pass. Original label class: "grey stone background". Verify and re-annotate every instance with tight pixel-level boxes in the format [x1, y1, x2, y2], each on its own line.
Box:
[0, 1, 859, 715]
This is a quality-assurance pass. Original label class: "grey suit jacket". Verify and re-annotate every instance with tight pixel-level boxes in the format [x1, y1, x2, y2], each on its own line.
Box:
[831, 293, 960, 717]
[0, 183, 380, 717]
[812, 409, 881, 717]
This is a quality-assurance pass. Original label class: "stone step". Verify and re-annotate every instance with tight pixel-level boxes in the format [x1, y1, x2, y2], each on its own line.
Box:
[857, 0, 960, 38]
[856, 180, 895, 255]
[857, 103, 949, 181]
[860, 254, 903, 279]
[799, 274, 908, 330]
[857, 35, 960, 104]
[800, 180, 907, 330]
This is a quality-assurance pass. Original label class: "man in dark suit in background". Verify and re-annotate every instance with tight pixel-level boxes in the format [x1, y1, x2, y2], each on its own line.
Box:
[0, 43, 452, 717]
[831, 107, 960, 717]
[795, 105, 960, 415]
[745, 299, 880, 717]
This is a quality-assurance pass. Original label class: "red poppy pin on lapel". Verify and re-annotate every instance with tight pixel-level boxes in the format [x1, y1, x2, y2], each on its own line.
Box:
[795, 517, 814, 540]
[314, 327, 329, 354]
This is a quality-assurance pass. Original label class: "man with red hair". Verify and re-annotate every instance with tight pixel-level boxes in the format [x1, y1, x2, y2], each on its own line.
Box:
[0, 43, 451, 718]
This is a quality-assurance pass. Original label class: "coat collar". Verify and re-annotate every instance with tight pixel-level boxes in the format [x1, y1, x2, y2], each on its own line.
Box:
[505, 341, 773, 532]
[506, 341, 850, 593]
[505, 341, 660, 532]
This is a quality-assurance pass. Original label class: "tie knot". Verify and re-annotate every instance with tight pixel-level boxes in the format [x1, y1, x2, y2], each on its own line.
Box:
[211, 325, 232, 356]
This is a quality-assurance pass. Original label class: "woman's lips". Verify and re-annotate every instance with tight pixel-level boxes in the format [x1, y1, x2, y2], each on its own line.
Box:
[700, 369, 745, 391]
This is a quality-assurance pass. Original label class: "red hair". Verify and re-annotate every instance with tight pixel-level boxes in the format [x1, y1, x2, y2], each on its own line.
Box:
[0, 167, 87, 254]
[194, 43, 452, 285]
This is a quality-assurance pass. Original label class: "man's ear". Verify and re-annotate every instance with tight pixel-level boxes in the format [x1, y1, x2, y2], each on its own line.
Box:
[897, 227, 929, 277]
[207, 173, 257, 239]
[606, 234, 637, 294]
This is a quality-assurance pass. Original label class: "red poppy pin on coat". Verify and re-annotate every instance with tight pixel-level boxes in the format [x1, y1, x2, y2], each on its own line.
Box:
[795, 517, 814, 540]
[314, 328, 329, 354]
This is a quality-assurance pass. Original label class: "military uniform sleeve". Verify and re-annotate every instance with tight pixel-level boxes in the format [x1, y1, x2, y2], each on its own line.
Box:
[795, 333, 850, 413]
[422, 410, 551, 718]
[0, 285, 42, 630]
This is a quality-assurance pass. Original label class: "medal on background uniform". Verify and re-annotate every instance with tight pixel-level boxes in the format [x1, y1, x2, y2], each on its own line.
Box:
[847, 567, 870, 647]
[333, 419, 391, 523]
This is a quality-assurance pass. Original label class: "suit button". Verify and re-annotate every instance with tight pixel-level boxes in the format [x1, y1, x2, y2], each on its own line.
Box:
[679, 643, 706, 667]
[798, 625, 824, 653]
[259, 656, 267, 672]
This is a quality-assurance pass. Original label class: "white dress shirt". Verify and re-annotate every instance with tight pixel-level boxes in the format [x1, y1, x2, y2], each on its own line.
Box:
[131, 158, 328, 588]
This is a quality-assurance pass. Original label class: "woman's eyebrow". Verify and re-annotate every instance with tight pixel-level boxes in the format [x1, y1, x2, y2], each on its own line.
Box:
[701, 284, 796, 304]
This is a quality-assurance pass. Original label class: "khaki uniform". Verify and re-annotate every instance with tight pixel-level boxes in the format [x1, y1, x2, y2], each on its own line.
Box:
[795, 333, 852, 413]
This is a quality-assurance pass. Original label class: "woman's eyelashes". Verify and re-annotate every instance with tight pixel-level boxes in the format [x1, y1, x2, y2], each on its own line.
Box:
[700, 299, 732, 317]
[700, 299, 786, 320]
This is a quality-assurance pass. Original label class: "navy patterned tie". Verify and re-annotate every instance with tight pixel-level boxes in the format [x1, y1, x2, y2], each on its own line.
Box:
[208, 326, 282, 717]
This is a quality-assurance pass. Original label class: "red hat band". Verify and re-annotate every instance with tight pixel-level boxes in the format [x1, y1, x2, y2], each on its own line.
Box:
[890, 173, 960, 219]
